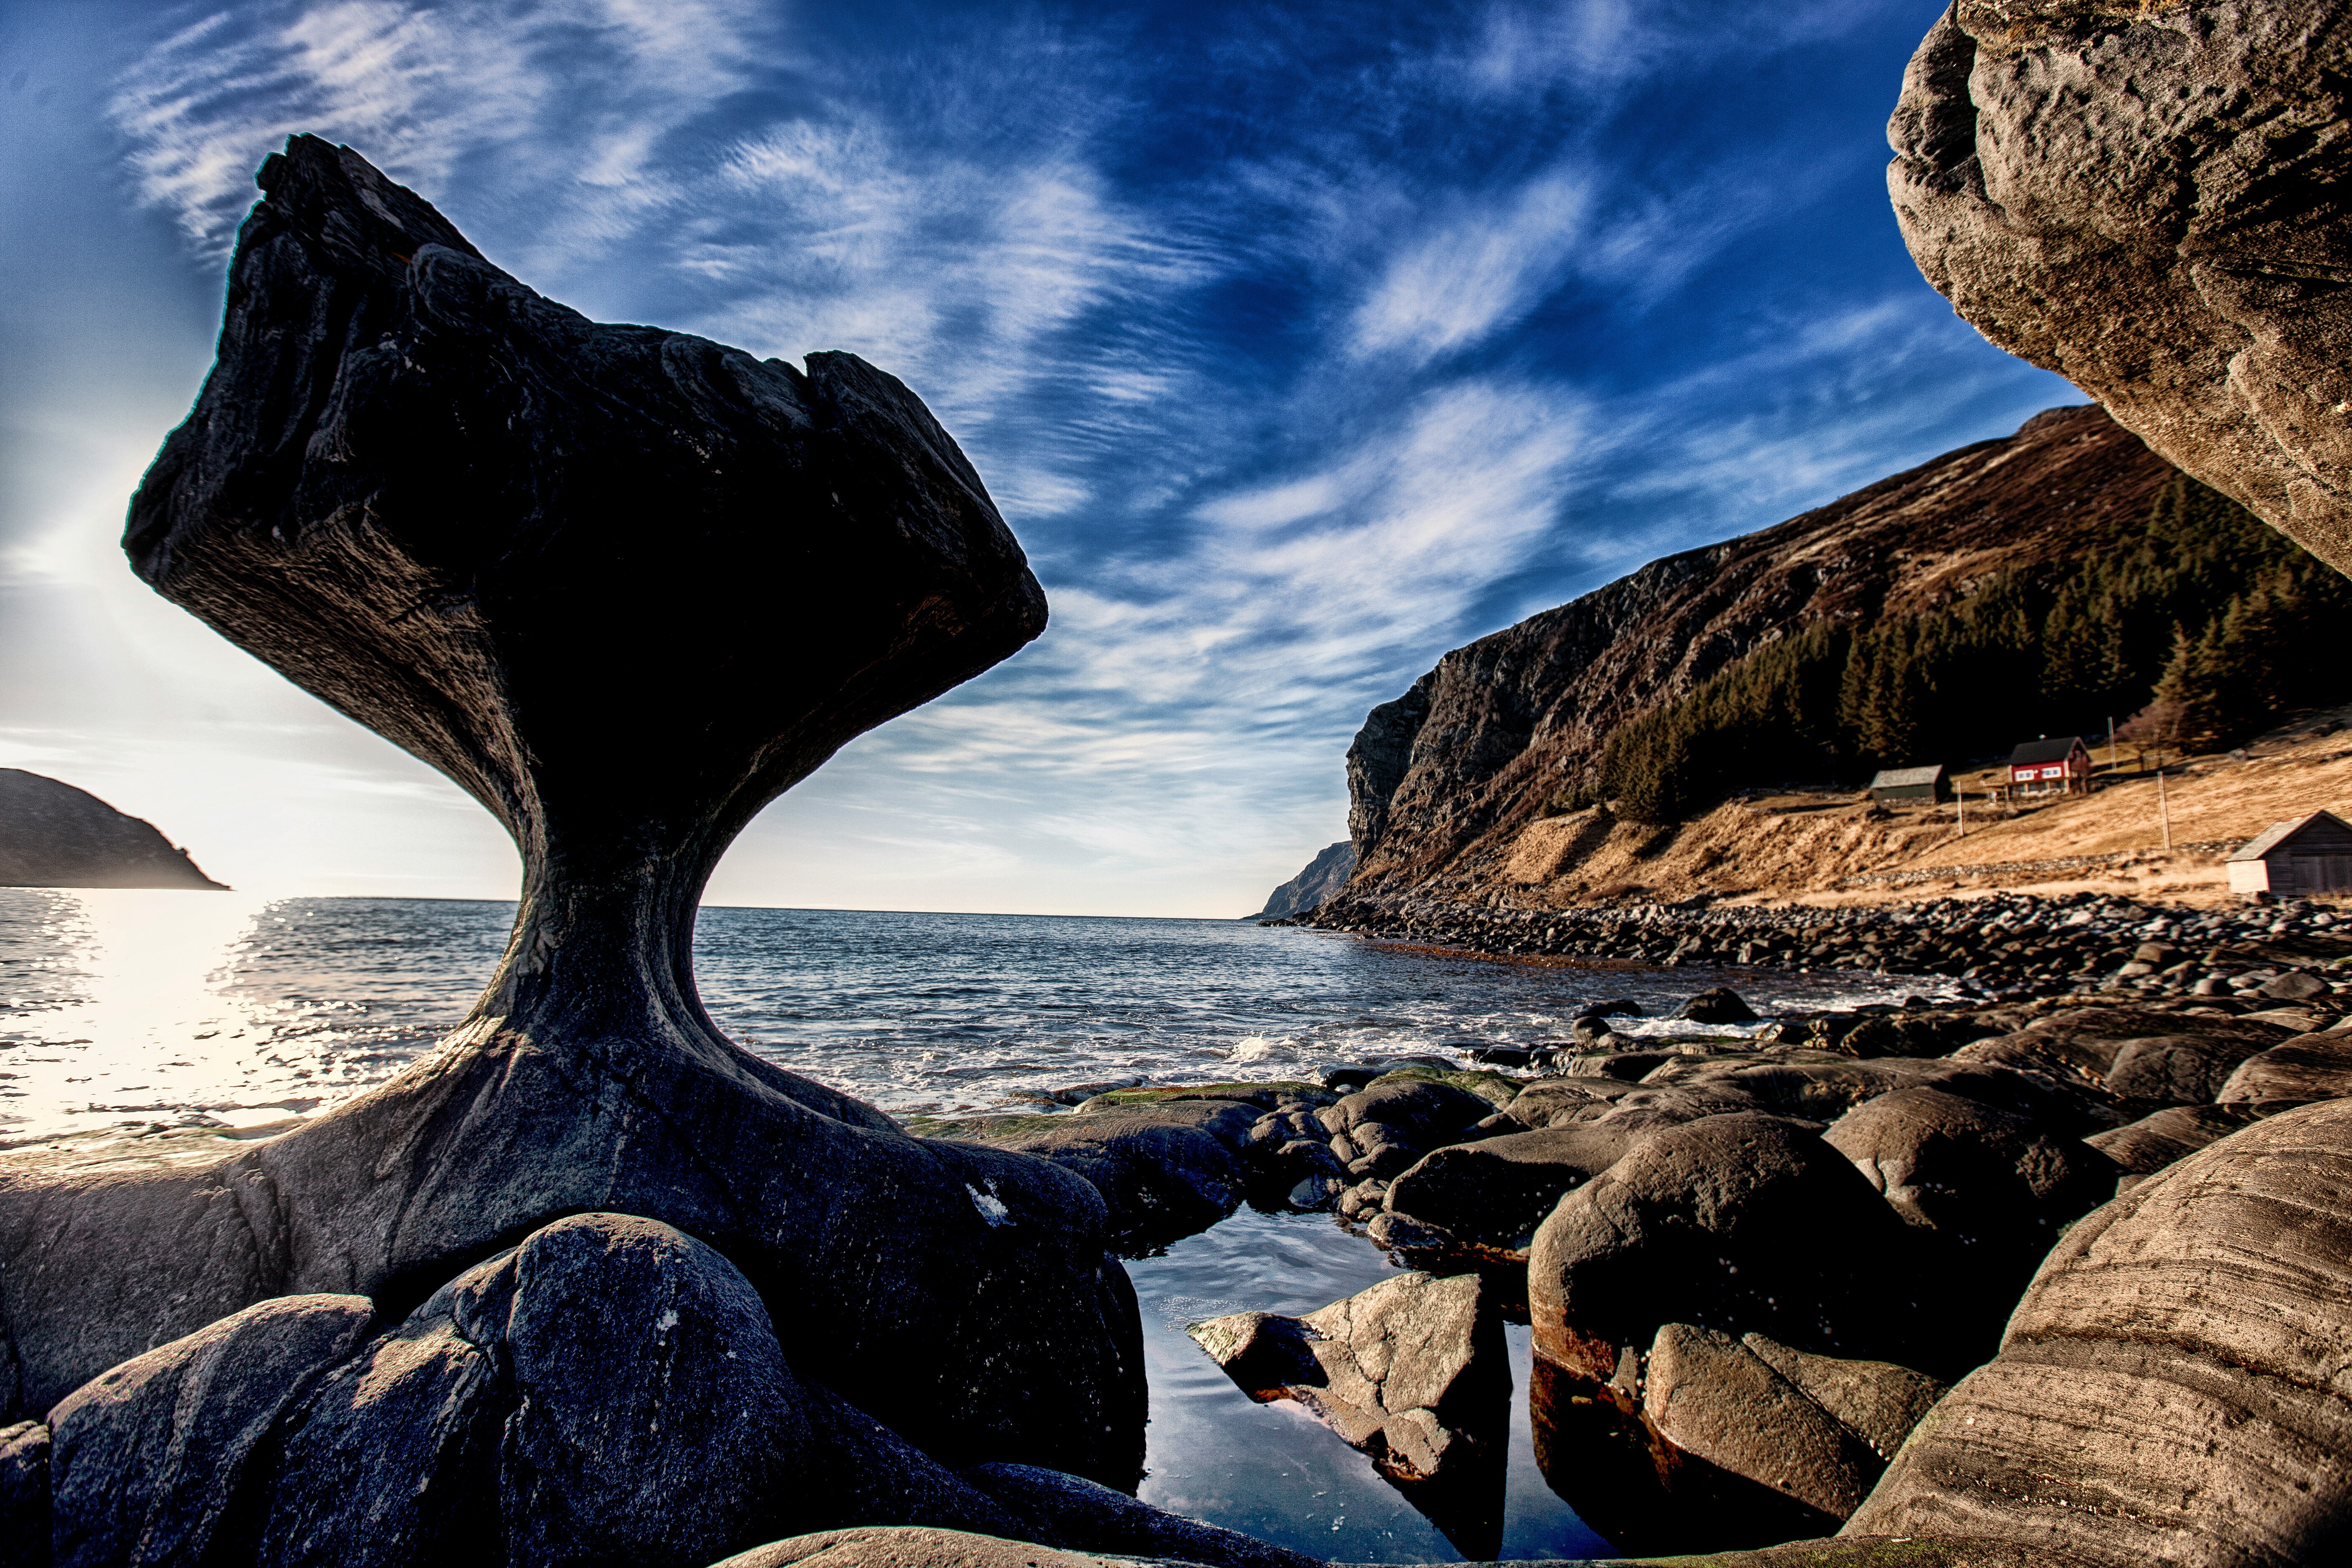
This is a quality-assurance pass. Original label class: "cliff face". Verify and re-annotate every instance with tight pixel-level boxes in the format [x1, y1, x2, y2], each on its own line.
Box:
[1344, 405, 2174, 895]
[1888, 2, 2352, 578]
[0, 770, 227, 889]
[1249, 840, 1356, 919]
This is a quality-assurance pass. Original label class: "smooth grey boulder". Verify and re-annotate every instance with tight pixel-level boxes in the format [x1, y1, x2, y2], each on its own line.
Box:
[916, 1100, 1258, 1249]
[1741, 1332, 1947, 1465]
[795, 1388, 1027, 1541]
[2085, 1103, 2262, 1176]
[1317, 1080, 1496, 1149]
[710, 1529, 1105, 1568]
[1186, 1271, 1506, 1482]
[46, 1293, 374, 1568]
[497, 1214, 813, 1566]
[1846, 1098, 2352, 1563]
[1676, 988, 1757, 1024]
[1642, 1323, 1881, 1527]
[1888, 1, 2352, 575]
[2, 1421, 50, 1568]
[1821, 1086, 2120, 1217]
[260, 1213, 811, 1568]
[1522, 1324, 1945, 1559]
[1377, 1124, 1641, 1257]
[2218, 1032, 2352, 1111]
[0, 135, 1142, 1486]
[2103, 1034, 2270, 1105]
[957, 1462, 1322, 1568]
[1529, 1113, 1921, 1380]
[1186, 1271, 1509, 1557]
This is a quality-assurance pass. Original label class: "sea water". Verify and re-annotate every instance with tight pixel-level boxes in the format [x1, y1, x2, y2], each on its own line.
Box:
[0, 889, 1935, 1560]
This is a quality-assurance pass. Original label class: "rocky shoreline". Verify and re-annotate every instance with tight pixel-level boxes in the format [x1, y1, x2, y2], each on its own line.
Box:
[1293, 887, 2352, 1004]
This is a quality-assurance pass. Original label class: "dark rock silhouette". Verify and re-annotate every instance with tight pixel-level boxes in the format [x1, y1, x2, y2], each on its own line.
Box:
[0, 770, 225, 889]
[1888, 2, 2352, 577]
[0, 136, 1145, 1492]
[1247, 839, 1353, 919]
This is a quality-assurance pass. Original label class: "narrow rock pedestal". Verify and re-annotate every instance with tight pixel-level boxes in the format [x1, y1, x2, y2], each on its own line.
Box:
[0, 134, 1140, 1492]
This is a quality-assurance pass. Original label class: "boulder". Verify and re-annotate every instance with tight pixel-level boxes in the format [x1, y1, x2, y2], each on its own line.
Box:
[1186, 1272, 1506, 1482]
[1523, 1325, 1947, 1559]
[1377, 1124, 1642, 1256]
[711, 1529, 1105, 1568]
[1823, 1086, 2120, 1244]
[0, 136, 1142, 1484]
[1835, 1013, 2001, 1060]
[1562, 1050, 1674, 1081]
[1887, 0, 2352, 575]
[2102, 1034, 2269, 1106]
[1846, 1099, 2352, 1562]
[1, 1421, 50, 1568]
[1741, 1333, 1946, 1465]
[1677, 988, 1758, 1025]
[2218, 1032, 2352, 1112]
[915, 1100, 1258, 1247]
[260, 1214, 811, 1567]
[46, 1293, 375, 1568]
[794, 1390, 1027, 1541]
[1318, 1078, 1498, 1183]
[2084, 1104, 2262, 1176]
[1529, 1113, 1922, 1380]
[2259, 970, 2331, 1002]
[956, 1463, 1321, 1568]
[1642, 1323, 1882, 1526]
[1186, 1271, 1508, 1558]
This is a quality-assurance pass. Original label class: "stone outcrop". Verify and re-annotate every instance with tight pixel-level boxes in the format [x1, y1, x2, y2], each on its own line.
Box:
[0, 771, 225, 890]
[1888, 0, 2352, 577]
[1187, 1271, 1509, 1556]
[1337, 405, 2177, 891]
[0, 136, 1142, 1488]
[24, 1213, 1168, 1567]
[1529, 1113, 1924, 1380]
[1642, 1324, 1946, 1529]
[1847, 1098, 2352, 1563]
[1247, 840, 1355, 920]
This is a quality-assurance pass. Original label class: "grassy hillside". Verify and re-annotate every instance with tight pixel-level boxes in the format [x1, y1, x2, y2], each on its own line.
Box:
[1588, 475, 2352, 823]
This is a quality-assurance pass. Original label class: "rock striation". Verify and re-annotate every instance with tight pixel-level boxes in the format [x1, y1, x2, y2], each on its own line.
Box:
[1338, 405, 2174, 894]
[0, 771, 225, 890]
[0, 135, 1142, 1497]
[1888, 0, 2352, 577]
[1848, 1097, 2352, 1563]
[1247, 840, 1354, 920]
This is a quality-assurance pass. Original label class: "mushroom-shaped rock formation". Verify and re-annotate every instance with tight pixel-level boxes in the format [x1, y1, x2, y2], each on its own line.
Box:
[1888, 1, 2352, 576]
[0, 137, 1144, 1486]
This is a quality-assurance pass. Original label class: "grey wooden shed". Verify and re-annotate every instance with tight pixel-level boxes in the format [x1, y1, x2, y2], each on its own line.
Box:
[1867, 765, 1948, 804]
[2227, 810, 2352, 896]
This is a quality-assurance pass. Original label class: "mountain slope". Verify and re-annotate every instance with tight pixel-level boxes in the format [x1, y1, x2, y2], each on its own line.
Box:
[1343, 405, 2176, 895]
[1248, 840, 1355, 919]
[0, 770, 228, 889]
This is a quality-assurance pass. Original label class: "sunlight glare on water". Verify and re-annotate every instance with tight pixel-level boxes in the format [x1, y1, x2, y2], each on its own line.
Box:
[0, 890, 1936, 1145]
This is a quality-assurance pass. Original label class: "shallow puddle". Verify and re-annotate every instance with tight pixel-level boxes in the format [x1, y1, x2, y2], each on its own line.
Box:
[1128, 1206, 1614, 1563]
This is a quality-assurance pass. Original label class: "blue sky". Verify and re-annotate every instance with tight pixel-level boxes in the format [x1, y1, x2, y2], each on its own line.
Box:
[0, 0, 2078, 916]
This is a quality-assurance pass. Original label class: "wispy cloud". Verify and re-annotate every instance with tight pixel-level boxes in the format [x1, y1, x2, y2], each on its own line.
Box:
[1350, 173, 1590, 364]
[65, 0, 2076, 913]
[108, 0, 772, 260]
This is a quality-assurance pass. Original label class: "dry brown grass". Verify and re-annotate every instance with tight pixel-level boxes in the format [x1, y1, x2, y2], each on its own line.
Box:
[1495, 705, 2352, 911]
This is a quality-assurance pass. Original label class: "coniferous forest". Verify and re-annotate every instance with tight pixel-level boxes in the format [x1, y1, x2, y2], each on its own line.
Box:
[1587, 475, 2352, 823]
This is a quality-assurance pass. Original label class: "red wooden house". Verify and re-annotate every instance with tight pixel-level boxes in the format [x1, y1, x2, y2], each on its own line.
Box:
[2008, 735, 2091, 796]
